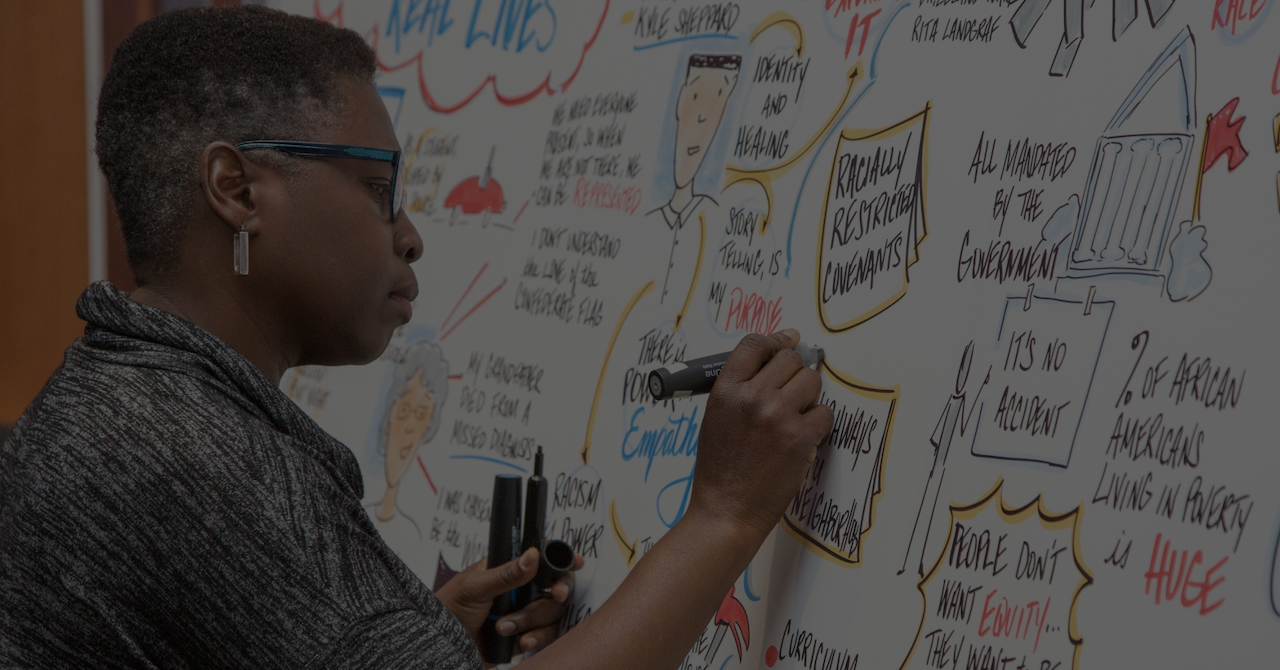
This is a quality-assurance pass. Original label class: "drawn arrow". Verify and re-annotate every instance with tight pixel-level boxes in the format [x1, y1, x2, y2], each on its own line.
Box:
[750, 11, 804, 57]
[673, 213, 707, 332]
[581, 281, 655, 464]
[722, 61, 862, 234]
[609, 498, 639, 568]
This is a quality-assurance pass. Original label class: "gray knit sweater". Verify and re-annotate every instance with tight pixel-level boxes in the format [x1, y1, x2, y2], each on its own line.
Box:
[0, 282, 481, 669]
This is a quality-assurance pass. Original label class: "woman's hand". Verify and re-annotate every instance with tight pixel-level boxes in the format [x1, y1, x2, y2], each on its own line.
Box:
[436, 547, 586, 655]
[691, 329, 834, 538]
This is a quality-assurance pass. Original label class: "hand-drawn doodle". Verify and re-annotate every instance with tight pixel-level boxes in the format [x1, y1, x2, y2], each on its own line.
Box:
[1191, 97, 1249, 220]
[675, 213, 707, 332]
[1010, 0, 1176, 76]
[754, 11, 805, 58]
[683, 585, 752, 669]
[609, 498, 639, 569]
[440, 263, 506, 342]
[445, 147, 507, 227]
[781, 362, 897, 566]
[581, 281, 655, 464]
[313, 0, 611, 114]
[709, 586, 750, 663]
[373, 341, 449, 525]
[816, 106, 929, 333]
[899, 342, 991, 578]
[1271, 523, 1280, 617]
[649, 54, 741, 305]
[723, 61, 862, 235]
[1063, 27, 1197, 286]
[901, 479, 1092, 670]
[970, 293, 1114, 468]
[777, 2, 912, 278]
[1165, 220, 1212, 301]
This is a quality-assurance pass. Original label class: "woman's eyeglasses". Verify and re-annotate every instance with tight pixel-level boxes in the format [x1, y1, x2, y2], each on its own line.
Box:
[235, 140, 403, 222]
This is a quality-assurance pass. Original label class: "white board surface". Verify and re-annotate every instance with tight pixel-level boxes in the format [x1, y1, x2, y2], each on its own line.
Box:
[274, 1, 1280, 666]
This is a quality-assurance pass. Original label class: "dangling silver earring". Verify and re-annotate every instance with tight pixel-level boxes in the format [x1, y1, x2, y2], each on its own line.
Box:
[233, 223, 249, 275]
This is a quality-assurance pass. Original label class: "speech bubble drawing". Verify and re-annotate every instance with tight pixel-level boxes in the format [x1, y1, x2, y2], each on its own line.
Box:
[303, 0, 610, 114]
[816, 106, 929, 332]
[901, 479, 1092, 670]
[781, 362, 897, 566]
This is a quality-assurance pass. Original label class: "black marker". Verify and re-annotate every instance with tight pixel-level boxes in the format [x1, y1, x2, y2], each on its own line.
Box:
[648, 341, 825, 400]
[481, 474, 522, 664]
[534, 539, 576, 593]
[517, 447, 548, 608]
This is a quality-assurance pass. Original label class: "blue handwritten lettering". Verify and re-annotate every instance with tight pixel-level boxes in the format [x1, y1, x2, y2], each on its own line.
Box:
[620, 406, 700, 482]
[465, 0, 556, 52]
[387, 0, 456, 52]
[657, 459, 696, 528]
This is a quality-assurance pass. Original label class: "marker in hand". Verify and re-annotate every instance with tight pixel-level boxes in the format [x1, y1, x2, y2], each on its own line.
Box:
[647, 340, 825, 400]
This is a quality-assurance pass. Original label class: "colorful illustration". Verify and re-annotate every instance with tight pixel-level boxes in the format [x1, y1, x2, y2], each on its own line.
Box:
[649, 54, 742, 304]
[445, 147, 506, 226]
[1063, 28, 1196, 286]
[374, 341, 449, 525]
[271, 2, 1278, 664]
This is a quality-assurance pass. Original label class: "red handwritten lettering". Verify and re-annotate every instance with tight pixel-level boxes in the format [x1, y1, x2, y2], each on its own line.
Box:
[826, 0, 882, 58]
[977, 590, 1050, 653]
[572, 178, 641, 215]
[1212, 0, 1268, 35]
[1142, 533, 1228, 615]
[724, 288, 782, 335]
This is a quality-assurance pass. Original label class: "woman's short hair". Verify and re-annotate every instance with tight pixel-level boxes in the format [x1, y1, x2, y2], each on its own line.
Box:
[378, 342, 450, 455]
[95, 6, 376, 282]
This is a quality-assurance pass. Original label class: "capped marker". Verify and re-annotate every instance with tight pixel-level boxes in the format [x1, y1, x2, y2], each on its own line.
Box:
[516, 447, 548, 609]
[480, 474, 522, 664]
[647, 341, 825, 401]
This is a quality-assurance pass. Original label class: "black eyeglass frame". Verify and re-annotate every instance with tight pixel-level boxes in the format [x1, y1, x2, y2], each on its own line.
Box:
[235, 140, 403, 221]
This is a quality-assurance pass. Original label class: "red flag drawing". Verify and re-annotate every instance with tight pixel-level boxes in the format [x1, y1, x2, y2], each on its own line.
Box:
[1202, 98, 1248, 173]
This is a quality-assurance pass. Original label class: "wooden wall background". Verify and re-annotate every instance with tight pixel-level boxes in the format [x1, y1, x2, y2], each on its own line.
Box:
[1, 0, 237, 430]
[0, 2, 89, 427]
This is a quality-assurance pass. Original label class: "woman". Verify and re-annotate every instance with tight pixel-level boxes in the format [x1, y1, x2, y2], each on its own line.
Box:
[0, 7, 833, 669]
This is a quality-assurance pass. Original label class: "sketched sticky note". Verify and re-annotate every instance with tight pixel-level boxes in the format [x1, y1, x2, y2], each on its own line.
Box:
[816, 106, 929, 333]
[781, 364, 897, 565]
[970, 294, 1113, 467]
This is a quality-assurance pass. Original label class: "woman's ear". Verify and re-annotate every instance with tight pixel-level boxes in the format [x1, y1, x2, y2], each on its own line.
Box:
[199, 141, 266, 235]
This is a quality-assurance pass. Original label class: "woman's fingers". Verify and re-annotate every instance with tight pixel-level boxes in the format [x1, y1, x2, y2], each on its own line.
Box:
[496, 595, 569, 637]
[519, 624, 561, 653]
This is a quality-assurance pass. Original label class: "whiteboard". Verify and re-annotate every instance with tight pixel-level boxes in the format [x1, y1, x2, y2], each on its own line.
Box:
[274, 1, 1280, 666]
